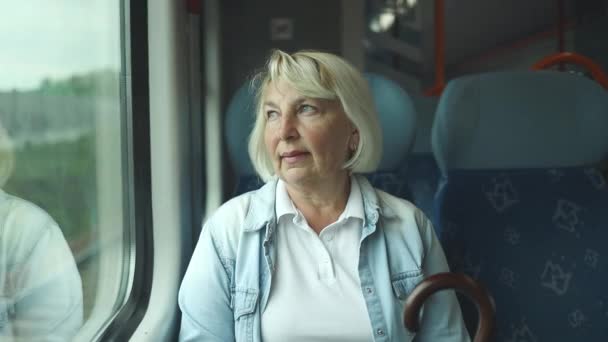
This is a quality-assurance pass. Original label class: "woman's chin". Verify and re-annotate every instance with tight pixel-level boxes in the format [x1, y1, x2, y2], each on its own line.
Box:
[278, 168, 318, 186]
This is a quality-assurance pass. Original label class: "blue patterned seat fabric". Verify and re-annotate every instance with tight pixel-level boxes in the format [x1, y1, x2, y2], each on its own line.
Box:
[438, 167, 608, 341]
[432, 70, 608, 341]
[364, 171, 412, 200]
[225, 72, 417, 201]
[401, 153, 440, 229]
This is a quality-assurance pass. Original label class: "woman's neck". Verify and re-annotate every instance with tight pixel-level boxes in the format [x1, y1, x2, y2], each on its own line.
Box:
[284, 174, 351, 234]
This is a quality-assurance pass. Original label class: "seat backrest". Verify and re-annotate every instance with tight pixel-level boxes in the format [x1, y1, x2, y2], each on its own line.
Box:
[432, 70, 608, 173]
[224, 73, 417, 198]
[362, 73, 416, 200]
[432, 70, 608, 341]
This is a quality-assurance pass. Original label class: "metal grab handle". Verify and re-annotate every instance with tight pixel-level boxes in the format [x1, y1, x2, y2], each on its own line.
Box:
[532, 51, 608, 89]
[403, 272, 495, 342]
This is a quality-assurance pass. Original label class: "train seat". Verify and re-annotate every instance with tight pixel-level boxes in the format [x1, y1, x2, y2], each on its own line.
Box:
[224, 82, 261, 194]
[389, 94, 442, 231]
[224, 73, 417, 200]
[362, 73, 417, 200]
[432, 70, 608, 341]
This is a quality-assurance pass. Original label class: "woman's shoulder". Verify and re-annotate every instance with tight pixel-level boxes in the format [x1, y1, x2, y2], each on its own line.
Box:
[203, 184, 274, 243]
[372, 189, 439, 272]
[374, 188, 425, 220]
[210, 192, 253, 219]
[0, 191, 64, 262]
[205, 193, 253, 233]
[375, 188, 417, 210]
[0, 191, 58, 236]
[355, 175, 430, 232]
[373, 188, 434, 238]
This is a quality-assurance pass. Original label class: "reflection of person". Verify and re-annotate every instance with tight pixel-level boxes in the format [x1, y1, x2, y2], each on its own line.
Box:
[179, 50, 469, 341]
[0, 124, 83, 340]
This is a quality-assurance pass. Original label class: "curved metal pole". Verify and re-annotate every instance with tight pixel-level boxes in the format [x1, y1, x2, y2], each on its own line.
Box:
[532, 51, 608, 89]
[404, 273, 495, 342]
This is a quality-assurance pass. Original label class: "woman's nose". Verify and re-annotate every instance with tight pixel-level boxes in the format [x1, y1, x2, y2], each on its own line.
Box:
[279, 115, 298, 141]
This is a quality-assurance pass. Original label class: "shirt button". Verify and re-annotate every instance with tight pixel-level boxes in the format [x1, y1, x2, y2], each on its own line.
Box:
[376, 329, 385, 336]
[366, 287, 373, 294]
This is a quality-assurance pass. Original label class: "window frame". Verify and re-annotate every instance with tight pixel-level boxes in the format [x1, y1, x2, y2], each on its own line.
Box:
[94, 0, 154, 339]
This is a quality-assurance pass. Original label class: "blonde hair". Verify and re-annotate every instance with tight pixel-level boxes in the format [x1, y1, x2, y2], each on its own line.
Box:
[248, 49, 382, 181]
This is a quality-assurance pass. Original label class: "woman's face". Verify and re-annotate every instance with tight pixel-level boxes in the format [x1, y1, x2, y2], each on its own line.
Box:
[263, 79, 357, 188]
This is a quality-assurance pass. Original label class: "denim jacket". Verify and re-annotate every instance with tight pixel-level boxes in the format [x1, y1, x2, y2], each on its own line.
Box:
[0, 190, 83, 341]
[179, 175, 470, 341]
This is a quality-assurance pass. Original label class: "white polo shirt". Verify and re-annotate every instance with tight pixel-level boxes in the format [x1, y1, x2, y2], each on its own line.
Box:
[261, 177, 374, 341]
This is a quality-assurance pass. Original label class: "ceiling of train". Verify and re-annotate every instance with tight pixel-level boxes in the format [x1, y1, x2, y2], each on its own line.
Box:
[365, 0, 605, 79]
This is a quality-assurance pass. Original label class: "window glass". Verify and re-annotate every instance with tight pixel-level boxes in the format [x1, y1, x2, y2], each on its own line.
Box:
[0, 1, 129, 340]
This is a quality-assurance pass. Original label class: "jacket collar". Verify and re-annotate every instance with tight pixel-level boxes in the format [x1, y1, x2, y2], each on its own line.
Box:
[242, 177, 278, 232]
[241, 174, 396, 233]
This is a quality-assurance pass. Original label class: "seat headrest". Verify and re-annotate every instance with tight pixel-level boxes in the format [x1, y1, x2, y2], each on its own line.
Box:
[224, 73, 417, 176]
[432, 70, 608, 174]
[365, 73, 417, 170]
[225, 83, 258, 175]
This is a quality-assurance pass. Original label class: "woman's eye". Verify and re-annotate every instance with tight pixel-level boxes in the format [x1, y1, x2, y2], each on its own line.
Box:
[266, 110, 279, 120]
[298, 104, 316, 114]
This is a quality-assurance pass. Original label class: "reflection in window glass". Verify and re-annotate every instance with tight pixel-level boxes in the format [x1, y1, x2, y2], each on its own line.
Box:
[0, 1, 129, 340]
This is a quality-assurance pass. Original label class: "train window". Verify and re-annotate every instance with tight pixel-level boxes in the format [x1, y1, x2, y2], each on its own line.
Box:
[0, 1, 146, 340]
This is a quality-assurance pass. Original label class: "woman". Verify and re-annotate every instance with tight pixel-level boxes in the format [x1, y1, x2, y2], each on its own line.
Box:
[0, 121, 83, 340]
[179, 50, 469, 341]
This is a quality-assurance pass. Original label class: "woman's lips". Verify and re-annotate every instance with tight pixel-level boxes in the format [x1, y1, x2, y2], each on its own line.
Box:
[281, 151, 309, 164]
